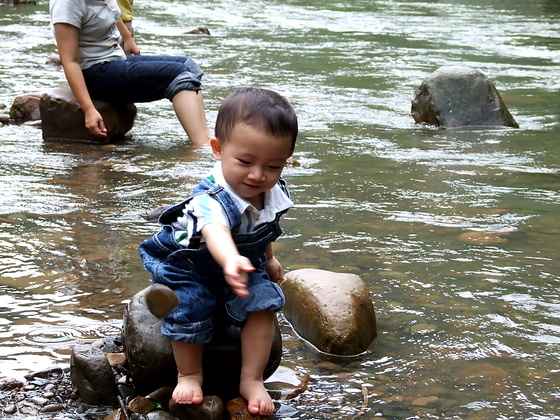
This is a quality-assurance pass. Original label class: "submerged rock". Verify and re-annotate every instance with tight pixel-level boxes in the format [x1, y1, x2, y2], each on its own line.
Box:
[411, 66, 518, 128]
[184, 26, 211, 35]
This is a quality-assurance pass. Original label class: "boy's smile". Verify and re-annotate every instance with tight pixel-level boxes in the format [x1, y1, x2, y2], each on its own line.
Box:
[210, 123, 292, 209]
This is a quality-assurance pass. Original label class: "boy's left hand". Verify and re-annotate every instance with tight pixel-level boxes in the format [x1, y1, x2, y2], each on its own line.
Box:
[265, 256, 283, 284]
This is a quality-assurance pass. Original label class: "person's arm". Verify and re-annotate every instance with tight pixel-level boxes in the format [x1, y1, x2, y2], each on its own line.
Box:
[264, 243, 283, 284]
[53, 23, 107, 138]
[201, 223, 254, 297]
[116, 19, 140, 55]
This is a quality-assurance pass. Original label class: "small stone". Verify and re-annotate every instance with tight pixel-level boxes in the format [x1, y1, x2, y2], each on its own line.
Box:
[459, 231, 510, 245]
[9, 93, 42, 122]
[227, 397, 268, 420]
[23, 384, 36, 390]
[146, 386, 174, 412]
[127, 396, 156, 414]
[409, 323, 436, 334]
[103, 408, 124, 420]
[31, 396, 49, 405]
[3, 404, 17, 414]
[412, 396, 439, 406]
[118, 383, 138, 403]
[19, 406, 38, 415]
[184, 26, 210, 35]
[42, 391, 55, 398]
[169, 395, 226, 420]
[40, 403, 63, 413]
[0, 377, 24, 391]
[265, 366, 310, 399]
[105, 352, 127, 368]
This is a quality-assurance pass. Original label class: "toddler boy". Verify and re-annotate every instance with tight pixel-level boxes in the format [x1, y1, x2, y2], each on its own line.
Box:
[139, 87, 298, 415]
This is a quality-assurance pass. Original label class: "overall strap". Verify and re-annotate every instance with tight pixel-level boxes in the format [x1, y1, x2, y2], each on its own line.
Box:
[183, 177, 243, 249]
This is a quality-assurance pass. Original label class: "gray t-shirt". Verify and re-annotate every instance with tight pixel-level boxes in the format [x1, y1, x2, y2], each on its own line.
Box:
[50, 0, 126, 70]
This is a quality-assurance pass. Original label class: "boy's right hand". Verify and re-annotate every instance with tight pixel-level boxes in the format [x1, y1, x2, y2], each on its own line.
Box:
[223, 256, 255, 297]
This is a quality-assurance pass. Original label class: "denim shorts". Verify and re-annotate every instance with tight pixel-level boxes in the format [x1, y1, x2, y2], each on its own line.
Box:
[82, 55, 204, 104]
[151, 255, 286, 344]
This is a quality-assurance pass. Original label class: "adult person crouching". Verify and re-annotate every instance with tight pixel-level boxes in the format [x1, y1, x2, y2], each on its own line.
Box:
[49, 0, 210, 146]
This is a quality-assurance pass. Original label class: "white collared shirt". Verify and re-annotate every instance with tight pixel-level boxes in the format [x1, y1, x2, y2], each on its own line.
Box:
[173, 162, 293, 246]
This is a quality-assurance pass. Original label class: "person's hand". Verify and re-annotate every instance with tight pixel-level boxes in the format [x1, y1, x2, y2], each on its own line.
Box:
[265, 256, 283, 284]
[84, 108, 107, 138]
[124, 38, 140, 56]
[223, 255, 255, 297]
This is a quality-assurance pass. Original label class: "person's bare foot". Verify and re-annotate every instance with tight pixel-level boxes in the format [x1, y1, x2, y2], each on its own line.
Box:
[173, 373, 204, 405]
[240, 378, 275, 415]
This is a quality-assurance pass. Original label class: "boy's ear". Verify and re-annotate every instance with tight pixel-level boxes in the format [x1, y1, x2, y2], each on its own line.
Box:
[210, 137, 222, 159]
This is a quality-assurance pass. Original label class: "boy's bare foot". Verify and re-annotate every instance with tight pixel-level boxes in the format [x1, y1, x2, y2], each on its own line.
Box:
[240, 378, 275, 415]
[173, 373, 204, 405]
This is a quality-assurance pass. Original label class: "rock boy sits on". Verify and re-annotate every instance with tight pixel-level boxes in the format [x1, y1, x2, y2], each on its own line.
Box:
[139, 88, 298, 415]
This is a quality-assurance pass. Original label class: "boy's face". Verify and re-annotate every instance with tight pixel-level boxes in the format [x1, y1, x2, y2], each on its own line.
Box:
[210, 122, 292, 208]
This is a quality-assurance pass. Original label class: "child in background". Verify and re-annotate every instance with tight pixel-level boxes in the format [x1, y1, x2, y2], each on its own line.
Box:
[139, 87, 298, 415]
[116, 0, 134, 36]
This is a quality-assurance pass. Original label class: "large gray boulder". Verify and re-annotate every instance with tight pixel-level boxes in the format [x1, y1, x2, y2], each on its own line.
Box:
[281, 269, 377, 356]
[411, 66, 519, 128]
[122, 286, 282, 399]
[40, 87, 136, 142]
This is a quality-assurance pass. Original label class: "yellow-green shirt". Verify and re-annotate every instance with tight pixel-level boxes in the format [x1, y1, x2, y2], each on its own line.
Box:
[116, 0, 133, 22]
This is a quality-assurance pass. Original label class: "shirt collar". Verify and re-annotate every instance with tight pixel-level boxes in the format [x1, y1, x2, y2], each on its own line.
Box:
[211, 161, 293, 215]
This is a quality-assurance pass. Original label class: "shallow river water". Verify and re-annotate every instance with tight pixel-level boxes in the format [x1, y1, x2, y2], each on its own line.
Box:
[1, 0, 559, 418]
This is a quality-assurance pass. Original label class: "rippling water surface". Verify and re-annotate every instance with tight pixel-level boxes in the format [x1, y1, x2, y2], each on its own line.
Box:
[1, 0, 559, 418]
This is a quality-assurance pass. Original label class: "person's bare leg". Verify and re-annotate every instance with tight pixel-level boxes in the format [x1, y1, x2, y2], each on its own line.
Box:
[171, 341, 204, 404]
[240, 310, 275, 415]
[172, 90, 210, 147]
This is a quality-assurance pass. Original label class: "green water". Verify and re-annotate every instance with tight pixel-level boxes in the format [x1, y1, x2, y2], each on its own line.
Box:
[0, 0, 559, 418]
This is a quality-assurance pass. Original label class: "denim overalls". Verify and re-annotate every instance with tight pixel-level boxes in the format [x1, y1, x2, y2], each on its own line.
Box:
[138, 177, 288, 344]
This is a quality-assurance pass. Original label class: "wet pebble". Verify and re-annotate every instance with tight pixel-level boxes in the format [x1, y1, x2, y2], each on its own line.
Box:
[40, 403, 64, 413]
[0, 377, 23, 391]
[19, 405, 38, 416]
[31, 396, 49, 406]
[458, 230, 511, 245]
[3, 404, 17, 414]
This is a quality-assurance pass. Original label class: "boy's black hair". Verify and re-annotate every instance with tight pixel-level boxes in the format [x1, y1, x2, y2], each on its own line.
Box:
[214, 88, 298, 154]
